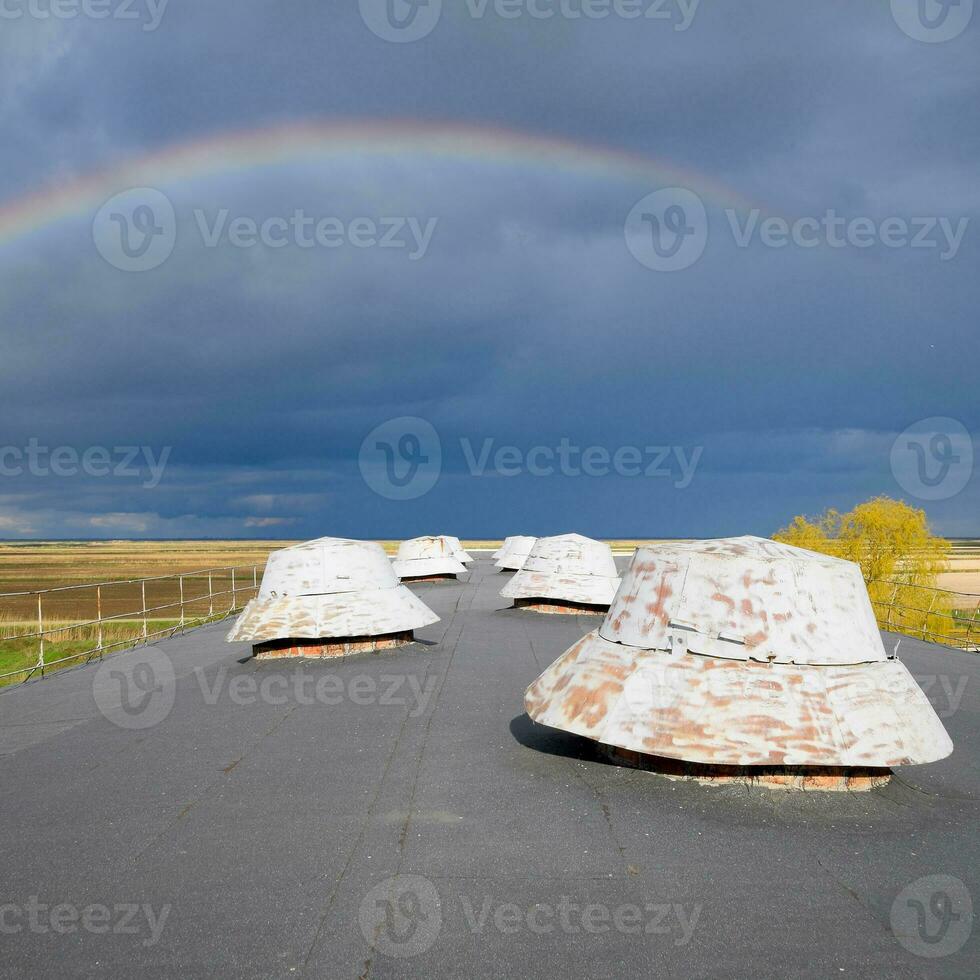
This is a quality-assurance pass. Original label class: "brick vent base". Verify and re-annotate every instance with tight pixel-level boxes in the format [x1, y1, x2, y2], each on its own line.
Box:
[513, 597, 609, 616]
[254, 631, 415, 660]
[600, 745, 892, 792]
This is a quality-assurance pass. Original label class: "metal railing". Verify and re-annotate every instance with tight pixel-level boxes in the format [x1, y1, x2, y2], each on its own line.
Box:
[0, 564, 262, 684]
[870, 579, 980, 651]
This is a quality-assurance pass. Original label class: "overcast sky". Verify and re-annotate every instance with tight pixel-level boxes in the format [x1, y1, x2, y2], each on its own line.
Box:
[0, 0, 977, 539]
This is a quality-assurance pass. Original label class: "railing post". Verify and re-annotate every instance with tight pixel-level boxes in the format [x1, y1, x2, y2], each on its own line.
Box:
[965, 600, 980, 651]
[37, 593, 45, 677]
[208, 572, 214, 619]
[886, 585, 899, 630]
[96, 585, 104, 656]
[231, 567, 236, 613]
[179, 575, 185, 630]
[141, 580, 148, 641]
[922, 590, 938, 641]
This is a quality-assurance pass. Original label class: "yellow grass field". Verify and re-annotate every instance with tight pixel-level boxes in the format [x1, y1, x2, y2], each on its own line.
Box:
[1, 537, 977, 603]
[937, 541, 980, 595]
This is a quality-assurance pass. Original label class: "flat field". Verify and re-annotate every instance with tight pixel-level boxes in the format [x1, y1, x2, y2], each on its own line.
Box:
[0, 540, 294, 684]
[2, 537, 978, 608]
[937, 539, 980, 598]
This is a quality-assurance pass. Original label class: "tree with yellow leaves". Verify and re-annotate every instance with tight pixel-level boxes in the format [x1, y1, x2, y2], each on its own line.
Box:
[774, 496, 950, 641]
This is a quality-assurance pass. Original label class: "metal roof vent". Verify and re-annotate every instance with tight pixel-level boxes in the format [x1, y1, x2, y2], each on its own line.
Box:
[524, 535, 953, 787]
[440, 535, 474, 564]
[494, 536, 538, 571]
[227, 537, 438, 658]
[392, 536, 468, 581]
[501, 533, 621, 614]
[491, 538, 511, 560]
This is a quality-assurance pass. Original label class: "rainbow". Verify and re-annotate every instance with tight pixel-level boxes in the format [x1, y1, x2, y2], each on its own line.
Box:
[0, 119, 759, 248]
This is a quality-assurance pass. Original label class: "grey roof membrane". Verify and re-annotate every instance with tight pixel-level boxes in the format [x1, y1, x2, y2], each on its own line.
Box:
[0, 556, 977, 979]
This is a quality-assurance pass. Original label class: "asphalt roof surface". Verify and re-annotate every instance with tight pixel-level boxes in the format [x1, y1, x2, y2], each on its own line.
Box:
[1, 556, 978, 979]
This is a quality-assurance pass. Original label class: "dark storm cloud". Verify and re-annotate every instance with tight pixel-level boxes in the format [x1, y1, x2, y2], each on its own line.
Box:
[0, 0, 977, 537]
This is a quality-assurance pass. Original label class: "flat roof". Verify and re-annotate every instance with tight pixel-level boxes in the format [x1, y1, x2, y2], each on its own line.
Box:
[1, 558, 978, 977]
